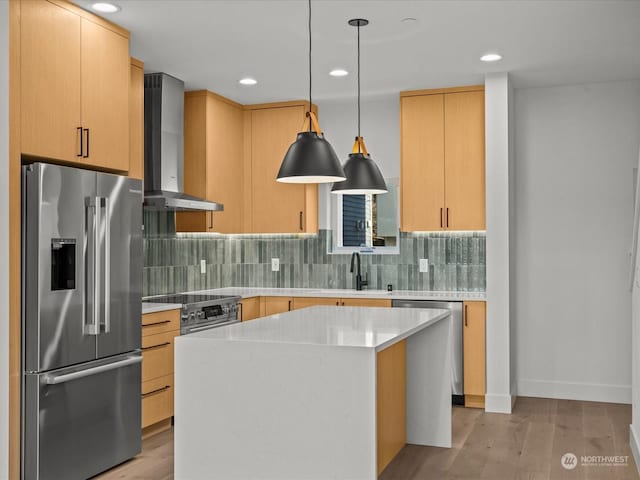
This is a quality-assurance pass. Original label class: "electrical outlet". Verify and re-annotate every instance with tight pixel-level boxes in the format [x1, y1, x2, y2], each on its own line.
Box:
[419, 258, 429, 273]
[271, 258, 280, 272]
[200, 259, 206, 274]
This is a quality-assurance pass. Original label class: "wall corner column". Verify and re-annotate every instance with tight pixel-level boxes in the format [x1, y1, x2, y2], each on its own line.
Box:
[484, 72, 514, 414]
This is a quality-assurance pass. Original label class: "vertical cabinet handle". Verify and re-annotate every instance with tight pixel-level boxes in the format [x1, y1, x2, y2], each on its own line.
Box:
[440, 208, 443, 228]
[446, 208, 449, 228]
[77, 127, 83, 157]
[336, 301, 340, 306]
[288, 300, 292, 311]
[209, 211, 213, 230]
[464, 304, 468, 327]
[299, 211, 303, 231]
[239, 302, 244, 321]
[83, 129, 90, 158]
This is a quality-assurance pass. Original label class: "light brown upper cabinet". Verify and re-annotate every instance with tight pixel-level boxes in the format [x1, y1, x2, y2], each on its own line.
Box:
[176, 91, 244, 233]
[20, 0, 130, 172]
[400, 86, 485, 231]
[244, 102, 318, 234]
[128, 58, 144, 180]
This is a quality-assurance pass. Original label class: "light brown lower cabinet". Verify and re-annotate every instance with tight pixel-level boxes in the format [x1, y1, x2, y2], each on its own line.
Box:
[377, 340, 407, 475]
[141, 374, 174, 430]
[141, 309, 180, 435]
[239, 297, 261, 321]
[463, 301, 486, 408]
[292, 297, 393, 309]
[261, 296, 293, 316]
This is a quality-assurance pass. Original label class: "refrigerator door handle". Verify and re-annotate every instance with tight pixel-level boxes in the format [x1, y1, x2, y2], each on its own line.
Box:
[84, 197, 99, 335]
[44, 356, 142, 385]
[100, 196, 111, 334]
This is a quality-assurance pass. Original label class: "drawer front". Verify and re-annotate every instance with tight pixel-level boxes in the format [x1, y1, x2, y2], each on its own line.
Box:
[141, 309, 180, 337]
[292, 297, 340, 310]
[341, 298, 392, 308]
[141, 374, 173, 428]
[142, 331, 177, 383]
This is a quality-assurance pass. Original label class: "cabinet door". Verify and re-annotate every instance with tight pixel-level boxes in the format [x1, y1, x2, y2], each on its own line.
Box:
[463, 301, 486, 407]
[128, 59, 144, 179]
[177, 94, 211, 232]
[239, 297, 261, 321]
[207, 96, 245, 233]
[400, 95, 445, 231]
[292, 297, 341, 310]
[81, 18, 129, 171]
[21, 0, 81, 162]
[263, 297, 293, 316]
[251, 106, 307, 233]
[444, 91, 485, 230]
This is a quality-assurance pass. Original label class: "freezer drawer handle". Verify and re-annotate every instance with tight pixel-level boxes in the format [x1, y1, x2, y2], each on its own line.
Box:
[142, 385, 171, 398]
[44, 356, 142, 385]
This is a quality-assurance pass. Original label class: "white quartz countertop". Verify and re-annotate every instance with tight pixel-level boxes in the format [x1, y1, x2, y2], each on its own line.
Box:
[185, 287, 486, 302]
[177, 305, 450, 352]
[141, 302, 182, 314]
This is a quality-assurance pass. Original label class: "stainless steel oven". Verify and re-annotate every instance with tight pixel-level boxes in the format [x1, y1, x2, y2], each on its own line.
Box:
[144, 294, 241, 335]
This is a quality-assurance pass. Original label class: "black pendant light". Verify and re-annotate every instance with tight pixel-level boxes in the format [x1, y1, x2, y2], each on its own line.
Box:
[276, 0, 346, 184]
[332, 18, 387, 195]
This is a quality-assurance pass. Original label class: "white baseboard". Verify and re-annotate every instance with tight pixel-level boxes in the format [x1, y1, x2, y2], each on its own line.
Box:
[630, 424, 640, 477]
[517, 379, 631, 404]
[485, 392, 513, 413]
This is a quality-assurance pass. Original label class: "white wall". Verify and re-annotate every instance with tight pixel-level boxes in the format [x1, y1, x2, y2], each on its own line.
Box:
[514, 80, 640, 403]
[485, 73, 514, 413]
[632, 210, 640, 470]
[0, 1, 10, 477]
[317, 94, 399, 230]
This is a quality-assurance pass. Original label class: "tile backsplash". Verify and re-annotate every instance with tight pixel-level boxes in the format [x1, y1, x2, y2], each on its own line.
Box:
[143, 212, 486, 297]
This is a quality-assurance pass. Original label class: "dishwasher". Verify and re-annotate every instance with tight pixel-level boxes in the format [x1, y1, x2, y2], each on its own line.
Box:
[392, 300, 464, 405]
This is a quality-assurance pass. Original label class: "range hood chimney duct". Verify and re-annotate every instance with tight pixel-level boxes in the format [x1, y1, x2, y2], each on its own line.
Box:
[143, 72, 223, 212]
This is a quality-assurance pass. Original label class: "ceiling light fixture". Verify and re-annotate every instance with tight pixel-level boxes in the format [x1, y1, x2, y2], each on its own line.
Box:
[277, 0, 346, 184]
[91, 2, 120, 13]
[329, 68, 349, 77]
[239, 77, 258, 85]
[332, 19, 387, 196]
[480, 53, 502, 62]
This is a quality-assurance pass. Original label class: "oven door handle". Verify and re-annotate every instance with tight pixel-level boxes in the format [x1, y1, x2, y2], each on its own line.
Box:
[185, 320, 239, 333]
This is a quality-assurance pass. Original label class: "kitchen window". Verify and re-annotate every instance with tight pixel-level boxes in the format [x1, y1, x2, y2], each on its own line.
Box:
[331, 177, 399, 254]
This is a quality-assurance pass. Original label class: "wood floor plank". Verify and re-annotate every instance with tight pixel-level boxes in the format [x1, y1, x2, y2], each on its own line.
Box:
[95, 399, 640, 480]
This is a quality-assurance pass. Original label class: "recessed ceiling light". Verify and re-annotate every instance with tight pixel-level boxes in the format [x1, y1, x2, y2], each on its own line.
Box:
[329, 69, 349, 77]
[401, 17, 417, 23]
[480, 53, 502, 62]
[239, 77, 258, 86]
[91, 2, 120, 13]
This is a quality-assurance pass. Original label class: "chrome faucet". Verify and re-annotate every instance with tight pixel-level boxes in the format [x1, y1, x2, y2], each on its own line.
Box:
[350, 252, 368, 291]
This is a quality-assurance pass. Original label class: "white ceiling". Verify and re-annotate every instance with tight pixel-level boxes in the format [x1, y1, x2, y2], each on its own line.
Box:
[75, 0, 640, 104]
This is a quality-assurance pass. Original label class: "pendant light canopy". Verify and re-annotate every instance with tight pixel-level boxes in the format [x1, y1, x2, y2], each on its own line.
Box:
[332, 19, 387, 195]
[276, 0, 346, 184]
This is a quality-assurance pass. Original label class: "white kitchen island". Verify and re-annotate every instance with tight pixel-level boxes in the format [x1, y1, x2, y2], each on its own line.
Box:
[174, 306, 452, 480]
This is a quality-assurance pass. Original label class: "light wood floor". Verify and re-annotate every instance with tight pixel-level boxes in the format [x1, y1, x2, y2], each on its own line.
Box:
[95, 397, 639, 480]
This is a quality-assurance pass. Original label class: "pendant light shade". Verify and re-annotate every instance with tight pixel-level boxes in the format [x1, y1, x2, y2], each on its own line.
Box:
[276, 0, 346, 184]
[332, 18, 387, 195]
[331, 152, 388, 194]
[277, 130, 345, 183]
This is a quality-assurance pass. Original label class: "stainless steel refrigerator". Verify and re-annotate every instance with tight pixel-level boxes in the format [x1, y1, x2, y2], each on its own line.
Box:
[22, 162, 143, 480]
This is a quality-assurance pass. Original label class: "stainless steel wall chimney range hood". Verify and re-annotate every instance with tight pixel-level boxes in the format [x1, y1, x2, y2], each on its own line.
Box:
[143, 73, 223, 212]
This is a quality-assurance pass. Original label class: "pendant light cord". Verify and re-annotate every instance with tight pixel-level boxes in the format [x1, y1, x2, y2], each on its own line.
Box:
[357, 23, 361, 146]
[308, 0, 312, 131]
